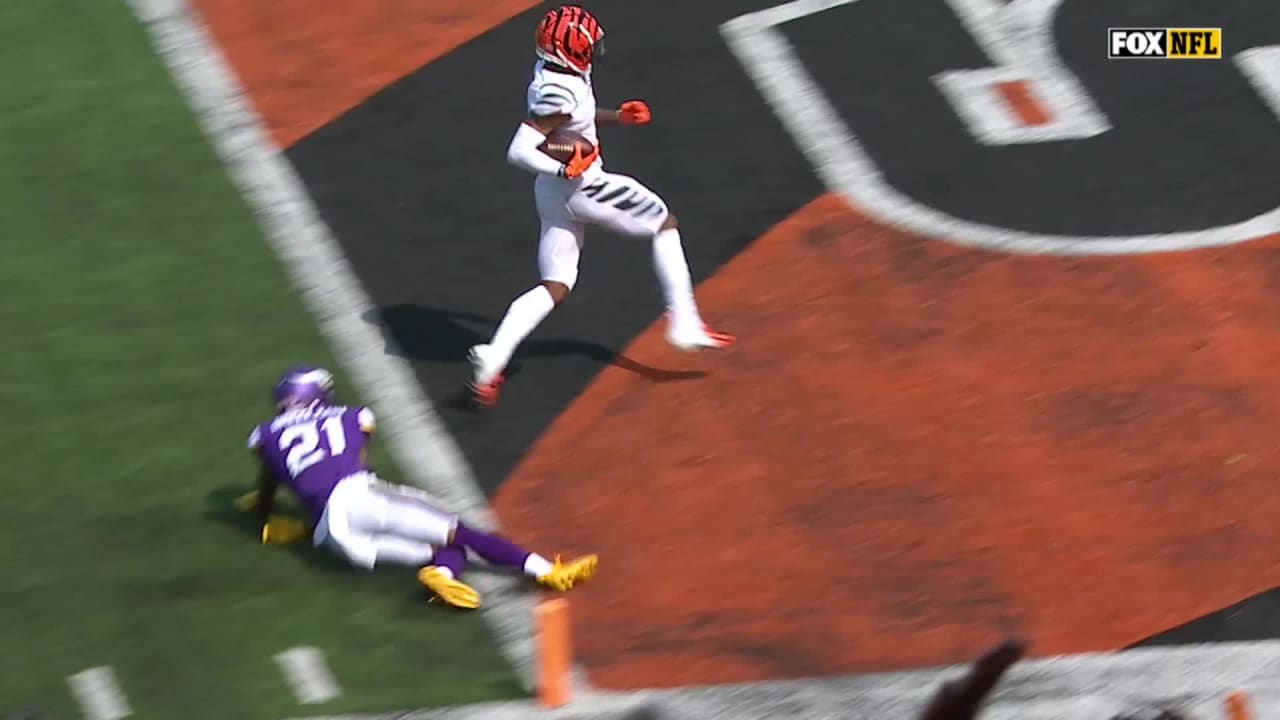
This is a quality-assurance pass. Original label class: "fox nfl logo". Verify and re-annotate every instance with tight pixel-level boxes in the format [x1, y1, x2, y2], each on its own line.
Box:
[1108, 28, 1222, 59]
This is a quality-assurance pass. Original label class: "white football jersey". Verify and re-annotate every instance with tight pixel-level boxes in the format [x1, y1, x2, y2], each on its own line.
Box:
[526, 59, 601, 163]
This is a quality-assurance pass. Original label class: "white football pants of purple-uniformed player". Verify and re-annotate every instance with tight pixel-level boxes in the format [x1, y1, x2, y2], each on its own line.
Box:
[313, 472, 457, 570]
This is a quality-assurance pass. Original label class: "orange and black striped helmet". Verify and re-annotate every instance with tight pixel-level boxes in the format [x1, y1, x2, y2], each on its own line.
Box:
[535, 5, 605, 75]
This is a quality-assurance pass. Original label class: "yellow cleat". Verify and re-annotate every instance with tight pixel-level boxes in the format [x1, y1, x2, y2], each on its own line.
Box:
[261, 516, 307, 545]
[418, 566, 481, 609]
[537, 554, 599, 592]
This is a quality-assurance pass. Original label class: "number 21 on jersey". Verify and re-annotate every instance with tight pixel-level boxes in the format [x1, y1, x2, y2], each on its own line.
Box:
[278, 417, 347, 477]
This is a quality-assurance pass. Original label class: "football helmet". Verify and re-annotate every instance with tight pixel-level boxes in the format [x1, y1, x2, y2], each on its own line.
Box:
[273, 366, 335, 410]
[535, 5, 605, 75]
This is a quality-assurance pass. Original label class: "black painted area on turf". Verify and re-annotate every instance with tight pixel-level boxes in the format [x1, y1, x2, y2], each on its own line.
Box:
[286, 0, 821, 496]
[286, 0, 1280, 650]
[784, 0, 1280, 237]
[1131, 587, 1280, 647]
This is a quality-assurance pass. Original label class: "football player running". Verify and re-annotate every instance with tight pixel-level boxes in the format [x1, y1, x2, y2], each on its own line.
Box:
[237, 366, 598, 609]
[468, 4, 735, 406]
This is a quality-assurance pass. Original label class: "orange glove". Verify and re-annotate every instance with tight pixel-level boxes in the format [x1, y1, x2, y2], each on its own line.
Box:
[618, 100, 652, 126]
[560, 141, 600, 180]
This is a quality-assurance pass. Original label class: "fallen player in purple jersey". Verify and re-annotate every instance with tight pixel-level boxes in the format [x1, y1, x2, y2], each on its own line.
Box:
[235, 366, 598, 609]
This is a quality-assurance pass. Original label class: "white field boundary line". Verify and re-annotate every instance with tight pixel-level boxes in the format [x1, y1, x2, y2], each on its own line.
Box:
[124, 0, 552, 694]
[286, 641, 1280, 720]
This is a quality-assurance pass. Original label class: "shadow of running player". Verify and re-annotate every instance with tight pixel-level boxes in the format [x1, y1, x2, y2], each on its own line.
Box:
[364, 304, 708, 385]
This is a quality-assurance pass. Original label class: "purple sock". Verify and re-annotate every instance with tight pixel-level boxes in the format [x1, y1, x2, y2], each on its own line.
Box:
[432, 543, 468, 578]
[453, 523, 531, 569]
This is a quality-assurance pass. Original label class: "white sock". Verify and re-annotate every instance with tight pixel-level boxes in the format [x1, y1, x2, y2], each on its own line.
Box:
[652, 229, 701, 331]
[484, 285, 556, 379]
[432, 566, 455, 579]
[524, 553, 554, 578]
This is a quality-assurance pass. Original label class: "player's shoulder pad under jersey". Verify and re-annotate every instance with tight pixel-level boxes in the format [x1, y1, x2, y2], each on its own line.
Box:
[247, 424, 262, 450]
[356, 406, 376, 434]
[531, 79, 581, 117]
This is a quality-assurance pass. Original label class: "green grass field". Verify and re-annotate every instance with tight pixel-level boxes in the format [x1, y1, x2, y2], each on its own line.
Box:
[0, 2, 519, 717]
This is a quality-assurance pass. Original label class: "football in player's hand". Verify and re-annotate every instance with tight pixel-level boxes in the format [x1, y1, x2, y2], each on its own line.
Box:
[539, 129, 594, 163]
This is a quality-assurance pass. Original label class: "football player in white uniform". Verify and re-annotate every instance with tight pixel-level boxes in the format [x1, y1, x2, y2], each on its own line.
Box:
[468, 4, 735, 406]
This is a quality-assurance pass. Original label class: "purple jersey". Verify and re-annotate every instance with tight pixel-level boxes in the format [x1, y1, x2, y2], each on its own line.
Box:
[248, 404, 375, 522]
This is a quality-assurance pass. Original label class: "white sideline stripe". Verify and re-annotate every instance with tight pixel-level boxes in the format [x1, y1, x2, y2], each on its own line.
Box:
[68, 666, 131, 720]
[287, 641, 1280, 720]
[283, 693, 656, 720]
[276, 647, 343, 704]
[124, 0, 546, 692]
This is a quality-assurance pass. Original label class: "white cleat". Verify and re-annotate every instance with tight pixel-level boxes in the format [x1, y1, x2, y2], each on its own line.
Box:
[467, 344, 505, 407]
[665, 319, 737, 352]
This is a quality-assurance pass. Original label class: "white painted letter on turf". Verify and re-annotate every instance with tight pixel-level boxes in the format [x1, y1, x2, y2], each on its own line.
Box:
[932, 0, 1111, 145]
[721, 0, 1280, 255]
[1235, 45, 1280, 122]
